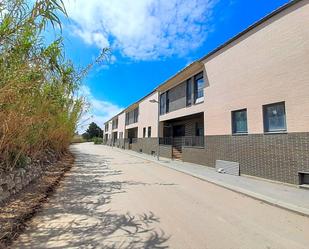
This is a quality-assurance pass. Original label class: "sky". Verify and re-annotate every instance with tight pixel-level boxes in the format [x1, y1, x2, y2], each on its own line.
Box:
[57, 0, 290, 132]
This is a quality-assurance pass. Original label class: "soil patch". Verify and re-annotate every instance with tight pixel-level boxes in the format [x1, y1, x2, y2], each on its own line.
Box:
[0, 153, 74, 248]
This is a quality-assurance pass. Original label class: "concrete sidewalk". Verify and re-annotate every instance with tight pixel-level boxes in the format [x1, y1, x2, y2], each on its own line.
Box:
[110, 146, 309, 217]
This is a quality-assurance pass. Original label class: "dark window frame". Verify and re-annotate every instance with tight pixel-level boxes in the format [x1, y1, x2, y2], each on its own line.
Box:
[148, 126, 151, 137]
[263, 102, 287, 133]
[186, 78, 193, 106]
[194, 72, 204, 104]
[231, 108, 248, 134]
[160, 91, 169, 115]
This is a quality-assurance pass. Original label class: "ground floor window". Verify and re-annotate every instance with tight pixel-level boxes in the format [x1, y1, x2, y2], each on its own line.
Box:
[148, 126, 151, 137]
[232, 109, 248, 134]
[263, 102, 286, 133]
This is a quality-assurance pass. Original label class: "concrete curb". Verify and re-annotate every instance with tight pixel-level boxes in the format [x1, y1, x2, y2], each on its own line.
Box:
[111, 146, 309, 217]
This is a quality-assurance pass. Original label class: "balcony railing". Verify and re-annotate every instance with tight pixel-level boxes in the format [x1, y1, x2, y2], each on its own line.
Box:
[160, 136, 204, 148]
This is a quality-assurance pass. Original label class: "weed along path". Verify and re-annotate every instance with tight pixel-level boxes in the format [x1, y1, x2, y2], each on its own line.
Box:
[12, 143, 309, 249]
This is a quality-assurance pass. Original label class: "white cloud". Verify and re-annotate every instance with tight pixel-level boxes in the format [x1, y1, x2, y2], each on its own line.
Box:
[77, 85, 123, 133]
[63, 0, 215, 60]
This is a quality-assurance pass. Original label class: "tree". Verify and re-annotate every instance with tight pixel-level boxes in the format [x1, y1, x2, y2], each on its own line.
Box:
[85, 122, 103, 139]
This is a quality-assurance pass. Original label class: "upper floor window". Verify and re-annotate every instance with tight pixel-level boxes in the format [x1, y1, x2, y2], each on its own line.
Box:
[232, 109, 248, 134]
[194, 72, 204, 104]
[160, 91, 169, 115]
[263, 102, 286, 133]
[112, 118, 118, 129]
[186, 78, 193, 106]
[105, 123, 109, 132]
[125, 107, 139, 125]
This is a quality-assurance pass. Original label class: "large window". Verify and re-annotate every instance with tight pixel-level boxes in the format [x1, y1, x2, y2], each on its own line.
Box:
[105, 123, 109, 132]
[186, 78, 193, 106]
[194, 72, 204, 104]
[232, 109, 248, 134]
[160, 91, 169, 115]
[148, 126, 151, 137]
[112, 118, 118, 129]
[125, 107, 139, 125]
[263, 102, 286, 133]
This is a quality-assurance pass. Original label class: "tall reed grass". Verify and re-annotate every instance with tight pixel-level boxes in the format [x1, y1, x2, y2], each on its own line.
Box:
[0, 0, 98, 171]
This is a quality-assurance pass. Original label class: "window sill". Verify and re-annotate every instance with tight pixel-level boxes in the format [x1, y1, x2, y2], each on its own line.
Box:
[263, 131, 287, 135]
[232, 133, 248, 136]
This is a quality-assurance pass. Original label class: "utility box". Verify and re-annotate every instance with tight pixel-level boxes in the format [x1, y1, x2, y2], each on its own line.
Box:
[298, 171, 309, 187]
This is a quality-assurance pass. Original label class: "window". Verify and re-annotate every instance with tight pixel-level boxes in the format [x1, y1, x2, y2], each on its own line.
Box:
[112, 118, 118, 129]
[186, 78, 193, 106]
[125, 107, 139, 125]
[160, 91, 169, 115]
[105, 123, 109, 132]
[134, 107, 139, 123]
[148, 126, 151, 137]
[143, 127, 146, 138]
[194, 72, 204, 104]
[263, 102, 286, 133]
[232, 109, 248, 134]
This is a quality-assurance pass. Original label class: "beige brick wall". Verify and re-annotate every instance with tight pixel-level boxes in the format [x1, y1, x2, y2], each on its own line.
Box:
[138, 92, 159, 138]
[202, 0, 309, 135]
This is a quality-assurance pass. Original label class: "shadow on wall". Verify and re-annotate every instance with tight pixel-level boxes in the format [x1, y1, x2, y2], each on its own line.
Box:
[15, 149, 171, 249]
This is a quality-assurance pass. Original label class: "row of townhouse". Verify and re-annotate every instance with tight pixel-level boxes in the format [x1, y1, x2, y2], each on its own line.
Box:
[103, 0, 309, 185]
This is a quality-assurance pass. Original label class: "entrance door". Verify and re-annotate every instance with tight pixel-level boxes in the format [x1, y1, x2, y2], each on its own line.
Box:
[172, 125, 185, 160]
[173, 125, 185, 137]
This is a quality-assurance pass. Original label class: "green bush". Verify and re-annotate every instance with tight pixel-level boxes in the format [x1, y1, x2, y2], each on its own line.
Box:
[93, 137, 103, 145]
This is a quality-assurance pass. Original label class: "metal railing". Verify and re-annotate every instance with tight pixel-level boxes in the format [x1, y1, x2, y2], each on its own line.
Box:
[160, 136, 204, 148]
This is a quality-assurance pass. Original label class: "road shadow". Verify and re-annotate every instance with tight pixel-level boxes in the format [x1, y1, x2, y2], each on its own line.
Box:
[13, 148, 171, 249]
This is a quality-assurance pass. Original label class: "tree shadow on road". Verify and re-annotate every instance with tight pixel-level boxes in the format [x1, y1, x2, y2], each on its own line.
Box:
[13, 150, 172, 249]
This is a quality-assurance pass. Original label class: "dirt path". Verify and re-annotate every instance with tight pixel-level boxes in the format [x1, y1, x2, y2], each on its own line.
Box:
[12, 143, 309, 249]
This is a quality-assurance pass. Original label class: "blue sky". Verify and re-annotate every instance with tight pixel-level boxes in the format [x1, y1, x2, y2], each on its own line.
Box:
[58, 0, 290, 132]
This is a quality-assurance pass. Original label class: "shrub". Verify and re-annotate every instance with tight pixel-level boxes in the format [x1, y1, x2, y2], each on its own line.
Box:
[71, 135, 86, 144]
[93, 137, 103, 145]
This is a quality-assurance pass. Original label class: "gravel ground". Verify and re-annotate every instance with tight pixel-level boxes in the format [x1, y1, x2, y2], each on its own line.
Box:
[12, 143, 309, 249]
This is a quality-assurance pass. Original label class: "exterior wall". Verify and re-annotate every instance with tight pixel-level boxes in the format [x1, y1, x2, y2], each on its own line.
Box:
[160, 102, 205, 122]
[202, 0, 309, 135]
[138, 92, 159, 138]
[182, 132, 309, 184]
[118, 112, 126, 138]
[129, 138, 172, 158]
[159, 145, 172, 158]
[131, 138, 158, 154]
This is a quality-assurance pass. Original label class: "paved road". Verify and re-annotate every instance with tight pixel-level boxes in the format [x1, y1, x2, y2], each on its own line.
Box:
[13, 143, 309, 249]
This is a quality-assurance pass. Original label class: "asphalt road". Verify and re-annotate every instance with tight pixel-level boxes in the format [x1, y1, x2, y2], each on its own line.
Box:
[12, 143, 309, 249]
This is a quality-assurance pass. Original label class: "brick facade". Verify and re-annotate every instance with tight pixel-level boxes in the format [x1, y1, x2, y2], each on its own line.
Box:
[182, 132, 309, 184]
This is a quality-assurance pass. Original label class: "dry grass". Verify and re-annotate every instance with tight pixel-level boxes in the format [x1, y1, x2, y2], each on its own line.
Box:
[0, 1, 84, 171]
